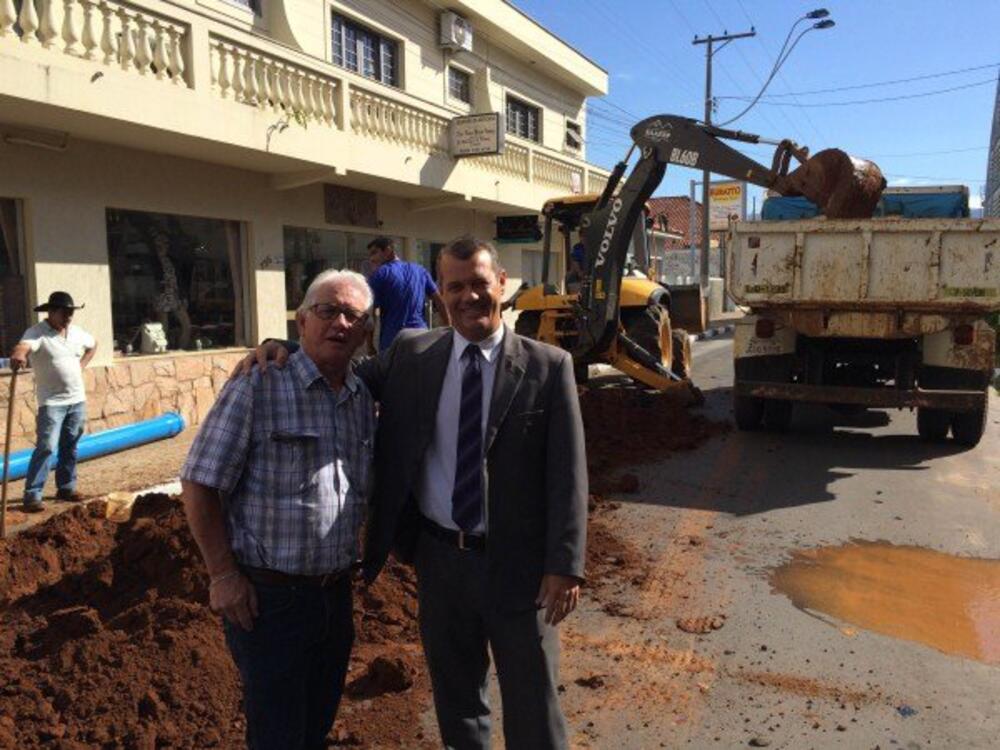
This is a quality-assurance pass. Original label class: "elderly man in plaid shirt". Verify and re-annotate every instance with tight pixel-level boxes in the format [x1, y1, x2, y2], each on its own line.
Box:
[181, 269, 375, 750]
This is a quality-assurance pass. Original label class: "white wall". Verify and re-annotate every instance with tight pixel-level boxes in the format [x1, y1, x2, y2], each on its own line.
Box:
[0, 136, 547, 365]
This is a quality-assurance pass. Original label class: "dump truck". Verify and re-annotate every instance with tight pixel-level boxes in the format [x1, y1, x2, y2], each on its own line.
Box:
[728, 214, 1000, 446]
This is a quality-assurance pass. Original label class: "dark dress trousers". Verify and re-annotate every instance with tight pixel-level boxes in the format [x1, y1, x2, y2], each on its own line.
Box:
[357, 326, 588, 749]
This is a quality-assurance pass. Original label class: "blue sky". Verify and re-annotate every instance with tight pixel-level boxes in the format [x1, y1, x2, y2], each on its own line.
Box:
[512, 0, 999, 212]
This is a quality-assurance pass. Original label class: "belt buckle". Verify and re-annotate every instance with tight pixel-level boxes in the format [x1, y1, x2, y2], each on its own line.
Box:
[457, 530, 467, 551]
[319, 572, 332, 587]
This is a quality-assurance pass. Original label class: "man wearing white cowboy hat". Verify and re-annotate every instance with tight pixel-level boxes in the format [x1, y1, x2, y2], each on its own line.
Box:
[10, 291, 97, 512]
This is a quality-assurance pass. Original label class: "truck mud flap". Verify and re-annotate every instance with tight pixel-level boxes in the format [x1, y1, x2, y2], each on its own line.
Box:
[735, 381, 986, 411]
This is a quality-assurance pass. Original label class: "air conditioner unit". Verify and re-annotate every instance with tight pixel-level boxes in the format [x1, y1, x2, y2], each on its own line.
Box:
[440, 11, 473, 52]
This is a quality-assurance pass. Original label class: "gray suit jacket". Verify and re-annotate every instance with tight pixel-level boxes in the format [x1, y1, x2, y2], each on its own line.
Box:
[357, 326, 588, 613]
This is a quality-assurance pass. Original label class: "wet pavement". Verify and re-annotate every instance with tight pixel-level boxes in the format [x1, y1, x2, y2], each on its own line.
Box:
[771, 541, 1000, 665]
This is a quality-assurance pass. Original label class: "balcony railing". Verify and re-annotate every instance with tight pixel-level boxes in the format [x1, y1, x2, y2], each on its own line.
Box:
[2, 0, 190, 85]
[210, 35, 338, 126]
[2, 0, 609, 198]
[349, 87, 449, 155]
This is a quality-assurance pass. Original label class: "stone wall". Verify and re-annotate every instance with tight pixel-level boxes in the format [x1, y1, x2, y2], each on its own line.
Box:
[0, 350, 249, 452]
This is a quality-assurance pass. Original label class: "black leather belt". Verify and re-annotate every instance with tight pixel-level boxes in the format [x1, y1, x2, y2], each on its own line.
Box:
[241, 566, 352, 588]
[421, 516, 486, 551]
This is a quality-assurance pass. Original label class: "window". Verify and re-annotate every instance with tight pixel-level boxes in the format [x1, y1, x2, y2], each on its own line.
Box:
[565, 120, 582, 151]
[448, 67, 471, 104]
[331, 13, 398, 86]
[107, 209, 245, 354]
[283, 227, 403, 339]
[224, 0, 260, 13]
[506, 96, 540, 142]
[0, 199, 27, 357]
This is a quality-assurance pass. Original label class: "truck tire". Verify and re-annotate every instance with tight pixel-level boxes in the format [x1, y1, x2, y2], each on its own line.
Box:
[763, 399, 793, 432]
[951, 399, 988, 447]
[733, 392, 764, 430]
[514, 310, 541, 339]
[916, 408, 950, 442]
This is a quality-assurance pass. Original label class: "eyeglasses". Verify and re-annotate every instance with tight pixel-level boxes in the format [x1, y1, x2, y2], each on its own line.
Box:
[308, 303, 368, 325]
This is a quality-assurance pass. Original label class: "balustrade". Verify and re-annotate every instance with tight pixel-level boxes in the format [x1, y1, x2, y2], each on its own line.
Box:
[470, 142, 531, 181]
[1, 0, 189, 84]
[210, 36, 337, 126]
[533, 151, 584, 192]
[348, 88, 449, 155]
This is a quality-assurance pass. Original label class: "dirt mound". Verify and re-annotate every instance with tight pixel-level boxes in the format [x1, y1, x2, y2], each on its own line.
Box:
[580, 387, 728, 492]
[0, 494, 433, 749]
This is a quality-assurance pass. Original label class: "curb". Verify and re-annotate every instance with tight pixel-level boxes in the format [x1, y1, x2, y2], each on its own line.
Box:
[688, 324, 735, 343]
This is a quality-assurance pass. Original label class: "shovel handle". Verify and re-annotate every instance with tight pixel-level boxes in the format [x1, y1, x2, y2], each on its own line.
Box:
[1, 369, 19, 539]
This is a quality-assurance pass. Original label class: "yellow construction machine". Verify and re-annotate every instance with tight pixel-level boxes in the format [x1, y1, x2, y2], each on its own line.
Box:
[505, 114, 884, 399]
[509, 193, 693, 393]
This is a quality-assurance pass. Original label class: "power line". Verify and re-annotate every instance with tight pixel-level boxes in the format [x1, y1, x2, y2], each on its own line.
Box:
[723, 78, 995, 108]
[717, 62, 1000, 99]
[733, 0, 828, 145]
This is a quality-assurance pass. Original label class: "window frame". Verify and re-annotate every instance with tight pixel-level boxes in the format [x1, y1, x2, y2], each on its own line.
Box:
[447, 65, 472, 106]
[505, 95, 541, 143]
[565, 119, 582, 153]
[331, 11, 400, 88]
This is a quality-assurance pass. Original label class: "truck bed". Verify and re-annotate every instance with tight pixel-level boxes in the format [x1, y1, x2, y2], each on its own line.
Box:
[727, 218, 1000, 313]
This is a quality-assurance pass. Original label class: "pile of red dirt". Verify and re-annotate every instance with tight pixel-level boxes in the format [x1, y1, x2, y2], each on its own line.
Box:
[0, 495, 433, 749]
[580, 387, 729, 492]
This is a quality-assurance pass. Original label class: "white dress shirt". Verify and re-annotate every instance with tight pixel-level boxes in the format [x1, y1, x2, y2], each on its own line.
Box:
[417, 324, 505, 533]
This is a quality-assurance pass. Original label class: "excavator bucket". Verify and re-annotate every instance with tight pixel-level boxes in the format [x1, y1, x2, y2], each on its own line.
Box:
[779, 148, 886, 219]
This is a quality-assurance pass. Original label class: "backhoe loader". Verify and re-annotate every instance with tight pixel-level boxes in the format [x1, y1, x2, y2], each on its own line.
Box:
[507, 114, 884, 398]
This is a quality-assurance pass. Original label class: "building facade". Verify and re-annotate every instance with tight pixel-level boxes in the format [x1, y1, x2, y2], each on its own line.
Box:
[0, 0, 609, 447]
[985, 73, 1000, 217]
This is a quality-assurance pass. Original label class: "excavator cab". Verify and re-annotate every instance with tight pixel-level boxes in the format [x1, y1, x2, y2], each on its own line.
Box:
[510, 194, 692, 390]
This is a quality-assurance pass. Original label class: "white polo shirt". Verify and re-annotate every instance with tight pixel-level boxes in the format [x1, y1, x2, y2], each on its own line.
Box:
[20, 321, 95, 407]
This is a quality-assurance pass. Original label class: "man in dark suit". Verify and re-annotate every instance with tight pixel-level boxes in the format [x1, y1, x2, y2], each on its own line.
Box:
[248, 238, 587, 749]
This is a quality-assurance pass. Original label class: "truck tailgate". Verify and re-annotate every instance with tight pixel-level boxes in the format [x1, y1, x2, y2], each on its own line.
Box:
[727, 218, 1000, 312]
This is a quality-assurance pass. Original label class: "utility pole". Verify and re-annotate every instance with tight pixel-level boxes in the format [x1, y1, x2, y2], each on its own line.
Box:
[692, 29, 755, 318]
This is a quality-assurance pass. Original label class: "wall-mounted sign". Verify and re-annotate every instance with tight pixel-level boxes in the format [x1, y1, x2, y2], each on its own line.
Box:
[324, 184, 378, 228]
[708, 180, 746, 230]
[451, 113, 505, 158]
[496, 214, 542, 242]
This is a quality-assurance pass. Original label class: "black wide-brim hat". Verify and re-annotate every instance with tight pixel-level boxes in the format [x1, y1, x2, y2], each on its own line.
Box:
[34, 291, 84, 312]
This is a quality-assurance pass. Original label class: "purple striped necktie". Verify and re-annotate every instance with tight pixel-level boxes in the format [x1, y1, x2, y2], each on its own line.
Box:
[451, 343, 484, 532]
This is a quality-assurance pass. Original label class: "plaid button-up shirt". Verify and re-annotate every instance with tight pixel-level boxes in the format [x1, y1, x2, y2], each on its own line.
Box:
[181, 349, 375, 575]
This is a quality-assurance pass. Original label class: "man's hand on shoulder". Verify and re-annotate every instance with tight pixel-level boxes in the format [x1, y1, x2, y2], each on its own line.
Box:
[230, 340, 291, 379]
[536, 573, 580, 626]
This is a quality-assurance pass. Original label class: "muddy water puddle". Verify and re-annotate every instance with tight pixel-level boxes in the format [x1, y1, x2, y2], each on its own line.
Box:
[771, 541, 1000, 664]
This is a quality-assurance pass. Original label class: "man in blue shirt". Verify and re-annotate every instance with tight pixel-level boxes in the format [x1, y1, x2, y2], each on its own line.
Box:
[367, 237, 449, 351]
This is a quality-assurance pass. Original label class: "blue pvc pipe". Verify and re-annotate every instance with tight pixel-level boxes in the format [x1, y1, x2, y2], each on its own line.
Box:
[2, 412, 186, 482]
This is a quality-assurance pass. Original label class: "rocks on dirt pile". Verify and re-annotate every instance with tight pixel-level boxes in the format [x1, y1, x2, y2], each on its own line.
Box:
[0, 494, 433, 749]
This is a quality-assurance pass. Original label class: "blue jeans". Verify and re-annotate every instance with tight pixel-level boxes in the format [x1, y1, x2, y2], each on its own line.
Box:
[23, 401, 86, 505]
[224, 576, 355, 750]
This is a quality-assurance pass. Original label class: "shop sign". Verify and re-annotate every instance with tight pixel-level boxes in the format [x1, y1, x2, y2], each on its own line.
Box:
[709, 180, 746, 229]
[451, 113, 505, 158]
[496, 214, 542, 242]
[324, 184, 378, 228]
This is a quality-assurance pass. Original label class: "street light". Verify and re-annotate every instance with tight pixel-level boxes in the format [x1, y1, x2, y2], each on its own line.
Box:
[716, 10, 836, 127]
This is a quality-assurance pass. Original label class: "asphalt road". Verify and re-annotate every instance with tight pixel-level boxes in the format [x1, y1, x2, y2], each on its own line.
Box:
[558, 333, 1000, 749]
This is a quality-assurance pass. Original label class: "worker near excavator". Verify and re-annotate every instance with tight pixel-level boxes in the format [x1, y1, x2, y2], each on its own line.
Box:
[181, 270, 376, 750]
[237, 237, 588, 749]
[10, 291, 97, 513]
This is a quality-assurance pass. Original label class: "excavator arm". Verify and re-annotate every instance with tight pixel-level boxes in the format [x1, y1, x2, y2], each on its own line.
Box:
[575, 114, 884, 364]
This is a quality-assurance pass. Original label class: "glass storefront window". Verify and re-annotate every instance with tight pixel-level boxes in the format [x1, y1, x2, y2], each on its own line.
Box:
[107, 209, 245, 354]
[283, 226, 402, 338]
[0, 199, 27, 357]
